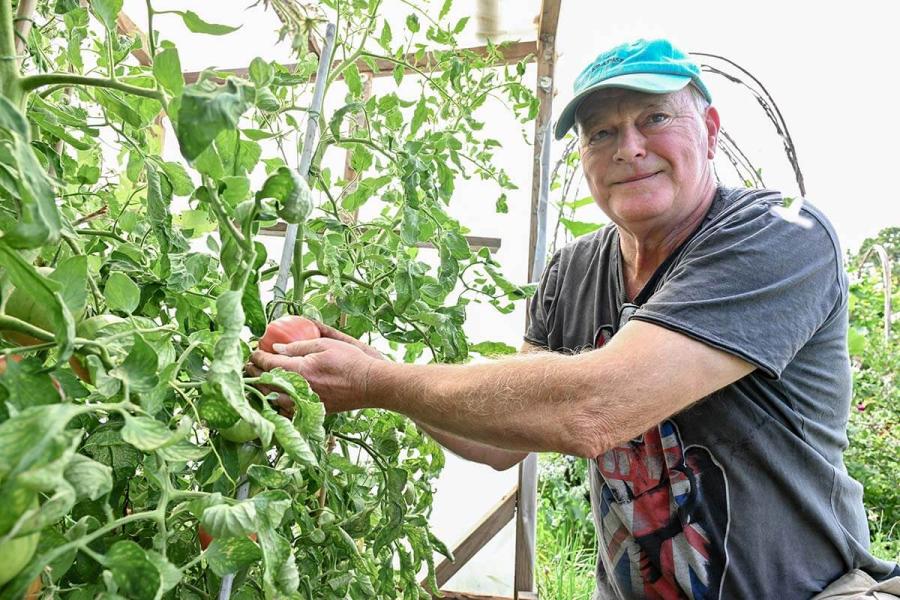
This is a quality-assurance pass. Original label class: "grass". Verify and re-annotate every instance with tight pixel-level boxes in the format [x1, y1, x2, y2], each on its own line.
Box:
[536, 454, 597, 599]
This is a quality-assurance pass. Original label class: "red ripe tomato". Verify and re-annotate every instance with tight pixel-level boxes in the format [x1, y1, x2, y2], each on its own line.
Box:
[0, 354, 23, 374]
[198, 526, 214, 550]
[198, 525, 257, 550]
[69, 356, 92, 384]
[1, 331, 91, 384]
[258, 316, 320, 353]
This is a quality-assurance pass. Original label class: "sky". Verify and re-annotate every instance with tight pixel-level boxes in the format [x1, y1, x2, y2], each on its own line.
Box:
[119, 0, 899, 594]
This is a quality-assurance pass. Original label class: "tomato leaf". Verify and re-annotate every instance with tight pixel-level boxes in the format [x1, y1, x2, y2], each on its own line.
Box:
[0, 98, 60, 248]
[90, 0, 121, 30]
[51, 255, 88, 318]
[201, 500, 258, 538]
[257, 167, 311, 223]
[206, 536, 263, 577]
[262, 407, 317, 468]
[105, 540, 163, 600]
[120, 415, 177, 452]
[172, 10, 241, 35]
[344, 63, 362, 96]
[559, 217, 604, 238]
[153, 47, 184, 96]
[175, 79, 251, 161]
[206, 291, 274, 445]
[249, 57, 274, 88]
[247, 464, 291, 489]
[103, 271, 140, 314]
[63, 454, 113, 501]
[469, 341, 517, 357]
[111, 335, 159, 392]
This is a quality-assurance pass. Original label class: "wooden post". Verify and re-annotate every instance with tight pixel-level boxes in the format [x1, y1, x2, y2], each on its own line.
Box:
[517, 1, 560, 598]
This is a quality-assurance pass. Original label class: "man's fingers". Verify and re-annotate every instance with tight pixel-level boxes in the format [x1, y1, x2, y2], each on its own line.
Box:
[314, 320, 384, 360]
[250, 350, 303, 372]
[244, 363, 264, 377]
[272, 338, 326, 357]
[314, 320, 354, 342]
[244, 363, 295, 418]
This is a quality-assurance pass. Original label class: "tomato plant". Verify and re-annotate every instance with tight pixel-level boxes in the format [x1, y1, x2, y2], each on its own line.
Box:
[0, 0, 535, 598]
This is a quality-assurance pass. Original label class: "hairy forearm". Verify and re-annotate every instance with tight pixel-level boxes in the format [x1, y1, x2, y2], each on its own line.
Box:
[368, 350, 606, 457]
[413, 419, 527, 471]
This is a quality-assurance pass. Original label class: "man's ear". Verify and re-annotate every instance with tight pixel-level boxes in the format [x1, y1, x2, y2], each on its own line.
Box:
[705, 106, 721, 159]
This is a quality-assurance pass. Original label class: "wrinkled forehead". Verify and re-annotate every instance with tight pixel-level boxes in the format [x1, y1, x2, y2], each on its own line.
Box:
[574, 88, 685, 127]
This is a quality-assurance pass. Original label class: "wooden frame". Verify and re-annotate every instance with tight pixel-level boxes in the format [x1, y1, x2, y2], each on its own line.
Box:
[113, 2, 563, 596]
[182, 39, 537, 85]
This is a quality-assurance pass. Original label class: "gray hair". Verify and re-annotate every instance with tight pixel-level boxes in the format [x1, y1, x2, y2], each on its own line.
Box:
[685, 83, 711, 117]
[572, 84, 711, 139]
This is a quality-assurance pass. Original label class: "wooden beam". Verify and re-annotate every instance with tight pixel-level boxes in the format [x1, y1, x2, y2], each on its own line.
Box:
[183, 40, 537, 84]
[435, 594, 519, 600]
[433, 591, 536, 600]
[116, 12, 152, 66]
[435, 594, 511, 600]
[258, 223, 501, 253]
[424, 485, 518, 590]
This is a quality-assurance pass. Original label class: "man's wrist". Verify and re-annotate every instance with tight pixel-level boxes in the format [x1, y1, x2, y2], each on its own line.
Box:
[363, 358, 398, 410]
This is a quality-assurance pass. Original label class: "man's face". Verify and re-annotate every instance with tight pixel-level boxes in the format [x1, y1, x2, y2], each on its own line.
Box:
[575, 87, 720, 232]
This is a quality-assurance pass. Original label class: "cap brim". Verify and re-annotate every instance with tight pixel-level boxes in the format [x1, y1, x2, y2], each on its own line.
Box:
[553, 73, 692, 140]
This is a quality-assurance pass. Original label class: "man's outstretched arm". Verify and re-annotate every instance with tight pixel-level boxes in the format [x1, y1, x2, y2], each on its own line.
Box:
[250, 321, 753, 458]
[409, 341, 541, 471]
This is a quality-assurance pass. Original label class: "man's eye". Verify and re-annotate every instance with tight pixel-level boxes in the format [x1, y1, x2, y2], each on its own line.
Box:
[589, 129, 610, 142]
[647, 113, 669, 125]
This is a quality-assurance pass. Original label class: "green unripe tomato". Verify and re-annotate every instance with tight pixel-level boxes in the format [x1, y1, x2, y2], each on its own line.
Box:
[309, 528, 326, 544]
[75, 314, 126, 339]
[403, 481, 417, 506]
[237, 442, 266, 473]
[3, 267, 55, 332]
[317, 508, 336, 527]
[0, 496, 40, 587]
[220, 420, 258, 443]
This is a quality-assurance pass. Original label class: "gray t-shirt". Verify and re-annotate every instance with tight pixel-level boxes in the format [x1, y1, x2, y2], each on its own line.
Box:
[525, 187, 898, 599]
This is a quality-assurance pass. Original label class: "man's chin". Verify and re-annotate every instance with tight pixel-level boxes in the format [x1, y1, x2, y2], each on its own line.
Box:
[607, 191, 674, 222]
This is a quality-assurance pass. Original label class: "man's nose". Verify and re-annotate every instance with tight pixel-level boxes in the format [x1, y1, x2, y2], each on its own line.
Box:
[613, 126, 647, 163]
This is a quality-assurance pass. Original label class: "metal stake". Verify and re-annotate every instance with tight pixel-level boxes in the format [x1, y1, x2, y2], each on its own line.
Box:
[217, 22, 337, 600]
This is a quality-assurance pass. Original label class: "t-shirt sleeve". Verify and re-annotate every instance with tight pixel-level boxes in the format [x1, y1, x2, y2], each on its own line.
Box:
[632, 204, 844, 378]
[524, 250, 562, 348]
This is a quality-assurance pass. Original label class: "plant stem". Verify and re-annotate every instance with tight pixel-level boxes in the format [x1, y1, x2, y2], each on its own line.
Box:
[19, 73, 163, 100]
[75, 228, 129, 244]
[290, 224, 305, 304]
[0, 0, 22, 106]
[145, 0, 157, 59]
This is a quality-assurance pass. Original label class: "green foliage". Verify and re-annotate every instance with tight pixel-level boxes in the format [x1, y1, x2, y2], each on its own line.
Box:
[536, 454, 596, 599]
[0, 1, 536, 598]
[845, 227, 899, 563]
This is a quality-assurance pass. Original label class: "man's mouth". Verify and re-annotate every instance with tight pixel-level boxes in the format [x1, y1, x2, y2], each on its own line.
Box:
[615, 171, 661, 185]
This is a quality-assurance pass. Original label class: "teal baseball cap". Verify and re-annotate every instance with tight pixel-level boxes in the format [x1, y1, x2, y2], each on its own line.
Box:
[554, 38, 712, 140]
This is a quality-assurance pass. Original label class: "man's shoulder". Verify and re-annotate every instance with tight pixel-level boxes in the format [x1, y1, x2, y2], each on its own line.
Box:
[712, 186, 837, 232]
[706, 186, 843, 254]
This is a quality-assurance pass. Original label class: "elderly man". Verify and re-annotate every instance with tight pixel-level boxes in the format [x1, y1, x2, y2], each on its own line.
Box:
[251, 39, 899, 599]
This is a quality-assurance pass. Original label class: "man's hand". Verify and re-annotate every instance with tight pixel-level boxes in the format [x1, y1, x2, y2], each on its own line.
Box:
[248, 321, 385, 416]
[250, 336, 378, 414]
